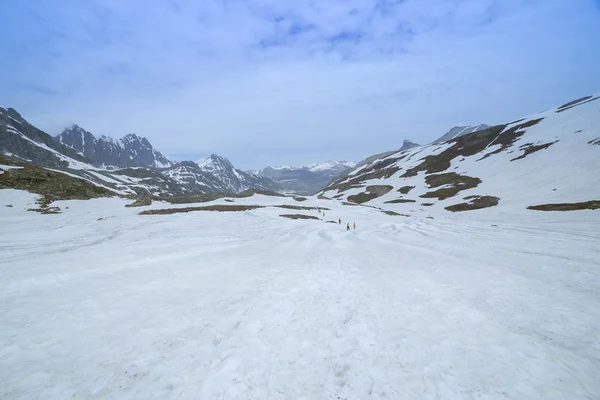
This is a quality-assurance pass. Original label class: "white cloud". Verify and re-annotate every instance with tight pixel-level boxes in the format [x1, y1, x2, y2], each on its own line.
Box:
[1, 0, 600, 168]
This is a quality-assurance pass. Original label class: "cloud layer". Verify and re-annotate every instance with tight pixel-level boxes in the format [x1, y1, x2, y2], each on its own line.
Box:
[2, 0, 600, 168]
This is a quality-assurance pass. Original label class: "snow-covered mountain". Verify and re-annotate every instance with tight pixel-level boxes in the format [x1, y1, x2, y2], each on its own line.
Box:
[257, 160, 356, 195]
[321, 94, 600, 213]
[1, 109, 280, 198]
[56, 125, 172, 169]
[198, 154, 280, 194]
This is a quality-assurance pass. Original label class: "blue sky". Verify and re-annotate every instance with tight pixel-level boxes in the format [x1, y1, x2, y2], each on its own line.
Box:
[1, 0, 600, 169]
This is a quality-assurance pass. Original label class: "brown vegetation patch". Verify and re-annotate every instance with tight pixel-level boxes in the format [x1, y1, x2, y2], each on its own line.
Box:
[140, 205, 263, 215]
[384, 199, 416, 204]
[293, 196, 307, 202]
[445, 196, 500, 212]
[511, 141, 558, 161]
[275, 205, 330, 211]
[419, 173, 481, 200]
[588, 138, 600, 146]
[279, 214, 320, 220]
[399, 122, 545, 177]
[0, 156, 114, 204]
[397, 186, 415, 194]
[325, 156, 405, 193]
[527, 201, 600, 211]
[477, 119, 545, 161]
[347, 185, 394, 204]
[383, 210, 410, 217]
[126, 197, 152, 208]
[422, 203, 435, 206]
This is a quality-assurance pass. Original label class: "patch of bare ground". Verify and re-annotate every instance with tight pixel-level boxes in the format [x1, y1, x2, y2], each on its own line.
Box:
[445, 196, 500, 212]
[341, 202, 359, 206]
[511, 141, 558, 161]
[347, 185, 394, 204]
[527, 201, 600, 211]
[556, 95, 598, 113]
[477, 118, 545, 161]
[279, 214, 320, 220]
[140, 205, 263, 215]
[400, 121, 545, 177]
[419, 173, 481, 200]
[384, 199, 416, 204]
[422, 203, 435, 206]
[325, 156, 405, 193]
[588, 138, 600, 146]
[275, 205, 330, 211]
[397, 186, 415, 194]
[126, 197, 152, 207]
[0, 156, 114, 205]
[224, 199, 234, 202]
[383, 210, 410, 217]
[293, 196, 307, 202]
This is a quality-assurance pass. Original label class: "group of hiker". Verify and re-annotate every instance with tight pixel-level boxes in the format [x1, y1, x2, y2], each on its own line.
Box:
[339, 218, 356, 231]
[316, 207, 355, 231]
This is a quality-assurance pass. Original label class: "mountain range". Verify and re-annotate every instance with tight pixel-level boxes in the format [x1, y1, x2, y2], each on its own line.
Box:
[57, 125, 172, 169]
[0, 108, 358, 197]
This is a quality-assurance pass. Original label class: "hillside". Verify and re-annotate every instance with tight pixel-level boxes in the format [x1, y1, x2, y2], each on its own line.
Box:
[321, 94, 600, 213]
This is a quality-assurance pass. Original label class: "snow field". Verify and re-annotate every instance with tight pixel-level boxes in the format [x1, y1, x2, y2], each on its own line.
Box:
[0, 193, 599, 399]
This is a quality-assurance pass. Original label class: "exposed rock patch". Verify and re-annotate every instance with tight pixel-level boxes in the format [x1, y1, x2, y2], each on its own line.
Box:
[527, 201, 600, 211]
[419, 173, 481, 200]
[511, 141, 558, 161]
[279, 214, 320, 220]
[445, 196, 500, 212]
[347, 185, 394, 204]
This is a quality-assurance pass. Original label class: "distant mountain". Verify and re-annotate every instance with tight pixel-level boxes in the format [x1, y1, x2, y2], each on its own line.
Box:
[1, 109, 281, 198]
[257, 161, 356, 195]
[198, 154, 280, 194]
[433, 125, 489, 144]
[56, 125, 172, 169]
[399, 140, 420, 151]
[320, 93, 600, 213]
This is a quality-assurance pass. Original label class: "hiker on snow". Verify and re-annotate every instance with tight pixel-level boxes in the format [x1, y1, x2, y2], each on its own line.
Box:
[346, 223, 350, 231]
[353, 222, 356, 230]
[339, 218, 341, 224]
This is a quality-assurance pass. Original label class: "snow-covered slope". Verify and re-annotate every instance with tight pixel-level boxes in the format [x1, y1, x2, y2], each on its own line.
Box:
[56, 125, 172, 169]
[257, 160, 356, 195]
[198, 154, 280, 194]
[1, 190, 598, 399]
[322, 94, 600, 214]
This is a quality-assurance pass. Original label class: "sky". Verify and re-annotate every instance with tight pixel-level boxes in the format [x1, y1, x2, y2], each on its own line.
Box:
[1, 0, 600, 169]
